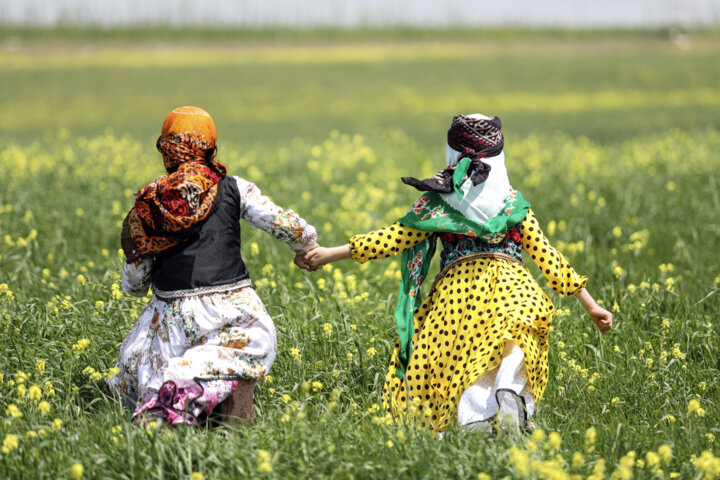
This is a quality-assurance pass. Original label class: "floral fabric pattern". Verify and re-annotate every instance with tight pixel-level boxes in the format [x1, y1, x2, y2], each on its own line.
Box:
[439, 225, 523, 268]
[108, 288, 276, 424]
[112, 175, 316, 425]
[235, 177, 317, 254]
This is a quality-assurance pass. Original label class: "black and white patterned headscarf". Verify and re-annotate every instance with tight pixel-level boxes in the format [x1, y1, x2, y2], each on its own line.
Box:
[402, 114, 504, 193]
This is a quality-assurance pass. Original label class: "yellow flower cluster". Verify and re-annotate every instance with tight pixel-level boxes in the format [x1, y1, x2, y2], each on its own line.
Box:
[691, 451, 720, 480]
[687, 399, 706, 417]
[323, 322, 333, 338]
[71, 338, 90, 353]
[256, 449, 273, 473]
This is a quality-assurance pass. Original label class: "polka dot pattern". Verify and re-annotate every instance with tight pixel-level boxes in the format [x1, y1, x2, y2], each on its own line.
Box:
[349, 221, 433, 263]
[349, 210, 588, 432]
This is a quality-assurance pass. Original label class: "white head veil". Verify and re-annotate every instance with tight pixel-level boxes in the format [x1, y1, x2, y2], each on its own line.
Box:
[441, 113, 513, 224]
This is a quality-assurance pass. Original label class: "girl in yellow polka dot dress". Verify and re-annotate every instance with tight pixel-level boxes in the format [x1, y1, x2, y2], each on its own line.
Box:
[306, 114, 612, 433]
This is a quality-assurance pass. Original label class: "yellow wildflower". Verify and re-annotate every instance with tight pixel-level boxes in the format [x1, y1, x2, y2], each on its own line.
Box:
[545, 431, 562, 453]
[44, 381, 55, 397]
[70, 463, 84, 480]
[688, 399, 705, 416]
[691, 450, 720, 480]
[571, 452, 584, 470]
[5, 403, 22, 418]
[35, 359, 46, 373]
[3, 434, 19, 452]
[28, 384, 42, 402]
[366, 347, 377, 359]
[38, 401, 51, 415]
[323, 322, 333, 337]
[508, 446, 530, 477]
[657, 444, 673, 465]
[585, 427, 597, 453]
[52, 418, 63, 430]
[645, 451, 661, 469]
[256, 449, 273, 473]
[191, 473, 205, 480]
[289, 348, 302, 360]
[72, 338, 90, 353]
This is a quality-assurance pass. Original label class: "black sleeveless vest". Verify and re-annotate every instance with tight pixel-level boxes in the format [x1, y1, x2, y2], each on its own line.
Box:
[151, 176, 250, 298]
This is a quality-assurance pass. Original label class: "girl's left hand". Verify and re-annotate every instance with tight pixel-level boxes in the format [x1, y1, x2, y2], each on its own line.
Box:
[588, 306, 613, 334]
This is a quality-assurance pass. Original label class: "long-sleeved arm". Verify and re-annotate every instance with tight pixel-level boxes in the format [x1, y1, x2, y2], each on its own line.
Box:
[234, 177, 318, 254]
[122, 259, 152, 297]
[519, 209, 587, 296]
[348, 221, 434, 264]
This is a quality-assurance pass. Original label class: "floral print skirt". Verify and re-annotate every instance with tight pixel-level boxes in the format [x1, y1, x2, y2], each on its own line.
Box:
[107, 287, 276, 425]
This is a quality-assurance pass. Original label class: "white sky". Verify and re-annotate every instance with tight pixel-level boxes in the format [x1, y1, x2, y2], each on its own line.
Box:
[1, 0, 719, 28]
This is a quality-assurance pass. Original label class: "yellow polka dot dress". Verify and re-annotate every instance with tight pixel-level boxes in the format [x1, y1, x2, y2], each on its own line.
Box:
[349, 209, 587, 431]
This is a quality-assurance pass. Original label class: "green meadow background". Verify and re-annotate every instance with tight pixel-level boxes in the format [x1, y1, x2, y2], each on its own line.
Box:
[0, 28, 719, 479]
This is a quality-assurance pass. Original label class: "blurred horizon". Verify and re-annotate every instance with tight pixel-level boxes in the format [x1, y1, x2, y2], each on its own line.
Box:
[1, 0, 720, 29]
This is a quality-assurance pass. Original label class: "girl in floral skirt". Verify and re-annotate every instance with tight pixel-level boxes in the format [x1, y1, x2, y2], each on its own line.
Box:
[108, 106, 317, 426]
[305, 114, 612, 433]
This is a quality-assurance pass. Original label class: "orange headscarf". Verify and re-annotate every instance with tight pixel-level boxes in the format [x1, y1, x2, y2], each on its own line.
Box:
[121, 106, 227, 263]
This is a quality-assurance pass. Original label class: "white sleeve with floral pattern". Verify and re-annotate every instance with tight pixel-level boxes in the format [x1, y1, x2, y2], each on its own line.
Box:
[234, 176, 318, 254]
[122, 259, 152, 297]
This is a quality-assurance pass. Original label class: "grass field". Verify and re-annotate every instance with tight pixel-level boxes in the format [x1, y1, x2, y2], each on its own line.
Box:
[0, 29, 719, 479]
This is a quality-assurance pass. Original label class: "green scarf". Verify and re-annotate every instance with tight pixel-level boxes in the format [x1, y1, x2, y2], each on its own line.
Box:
[392, 189, 530, 379]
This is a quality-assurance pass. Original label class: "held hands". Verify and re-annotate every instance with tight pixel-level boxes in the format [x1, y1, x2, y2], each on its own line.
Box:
[293, 244, 352, 271]
[293, 244, 319, 271]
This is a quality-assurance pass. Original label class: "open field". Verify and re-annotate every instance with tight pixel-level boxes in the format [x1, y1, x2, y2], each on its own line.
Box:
[0, 30, 719, 479]
[2, 28, 720, 145]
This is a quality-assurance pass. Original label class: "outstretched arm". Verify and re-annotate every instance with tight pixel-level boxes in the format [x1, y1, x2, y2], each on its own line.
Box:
[520, 209, 612, 334]
[519, 209, 587, 296]
[305, 222, 433, 268]
[304, 244, 351, 268]
[235, 177, 318, 254]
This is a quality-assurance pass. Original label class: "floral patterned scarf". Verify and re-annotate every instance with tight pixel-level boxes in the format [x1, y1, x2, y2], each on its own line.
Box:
[121, 133, 227, 263]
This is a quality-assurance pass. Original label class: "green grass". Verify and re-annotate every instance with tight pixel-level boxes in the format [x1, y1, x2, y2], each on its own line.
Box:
[0, 30, 719, 479]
